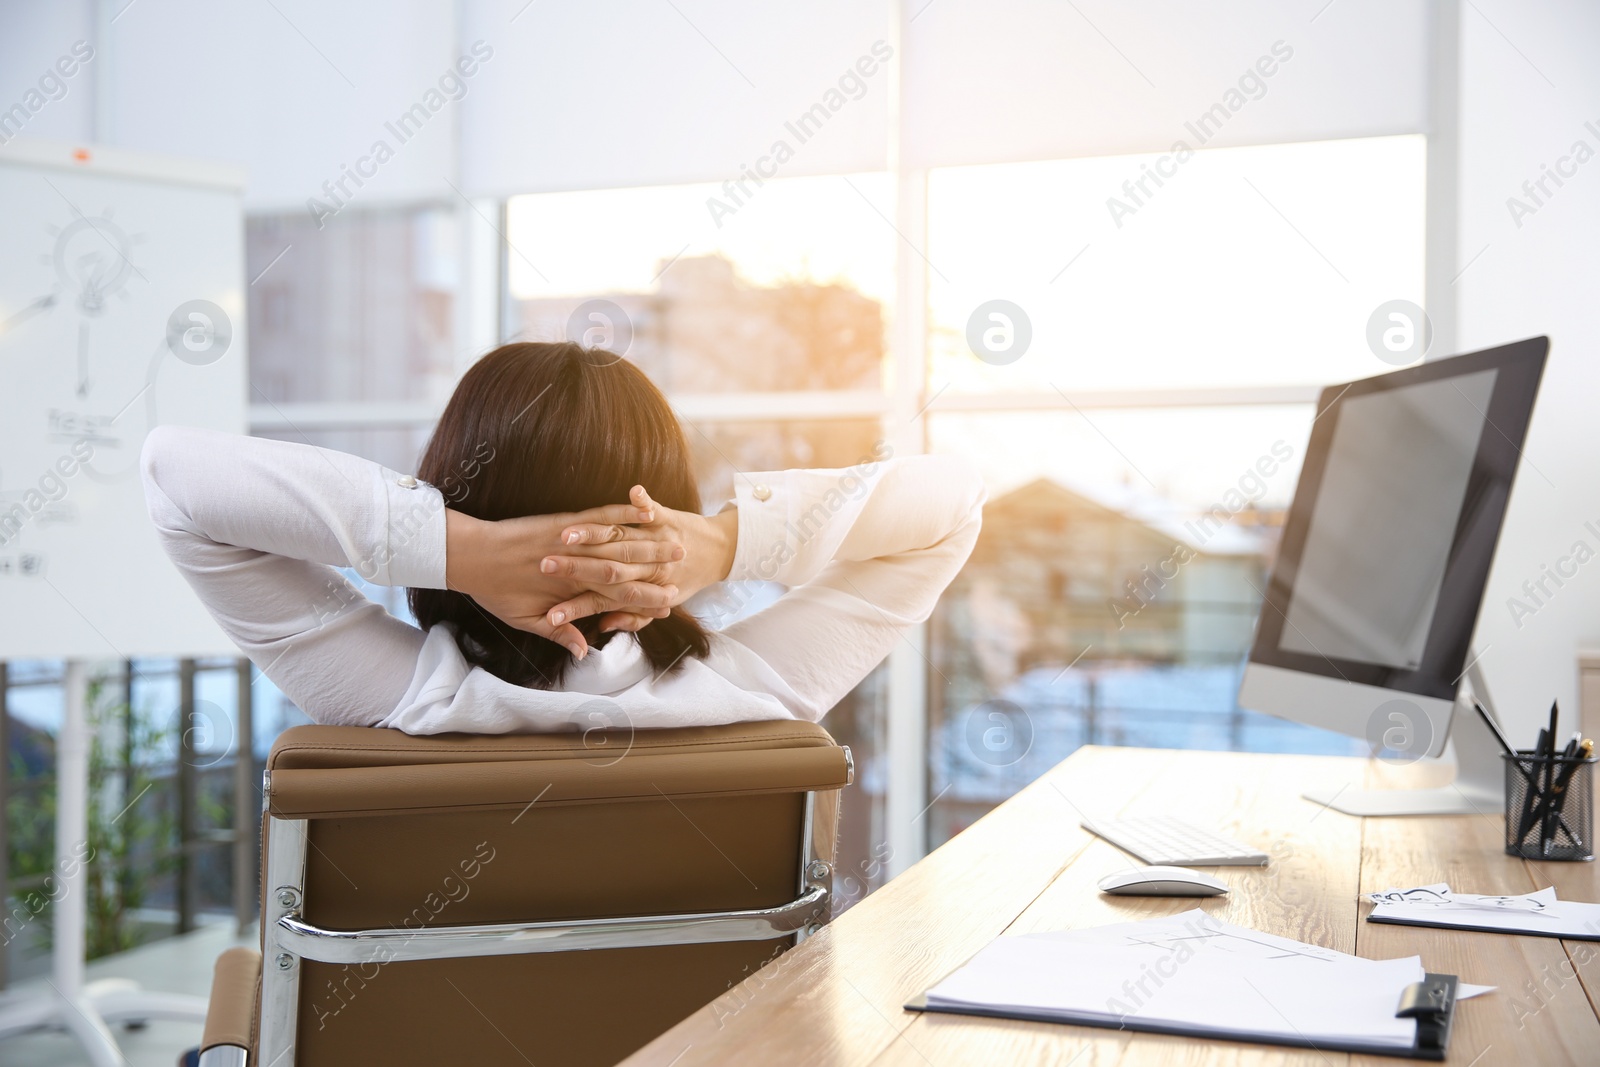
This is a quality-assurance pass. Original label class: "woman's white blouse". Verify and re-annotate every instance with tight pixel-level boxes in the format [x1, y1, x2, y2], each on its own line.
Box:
[140, 427, 984, 734]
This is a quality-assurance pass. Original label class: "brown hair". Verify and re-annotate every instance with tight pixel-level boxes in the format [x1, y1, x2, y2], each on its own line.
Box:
[408, 342, 710, 688]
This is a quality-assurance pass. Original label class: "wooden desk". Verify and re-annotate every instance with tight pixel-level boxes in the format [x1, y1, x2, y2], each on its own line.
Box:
[621, 747, 1600, 1066]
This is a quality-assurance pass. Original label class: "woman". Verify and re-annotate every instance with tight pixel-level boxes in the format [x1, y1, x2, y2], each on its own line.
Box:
[141, 342, 984, 733]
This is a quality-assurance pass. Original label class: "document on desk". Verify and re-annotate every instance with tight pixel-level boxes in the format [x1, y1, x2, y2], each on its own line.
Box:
[910, 910, 1462, 1057]
[1368, 883, 1600, 940]
[1027, 911, 1489, 1000]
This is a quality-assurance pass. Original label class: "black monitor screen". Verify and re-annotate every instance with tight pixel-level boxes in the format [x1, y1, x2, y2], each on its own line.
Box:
[1279, 369, 1496, 670]
[1250, 338, 1546, 700]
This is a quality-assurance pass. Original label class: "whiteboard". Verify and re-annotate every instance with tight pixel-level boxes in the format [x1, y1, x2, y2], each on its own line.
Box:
[0, 140, 246, 659]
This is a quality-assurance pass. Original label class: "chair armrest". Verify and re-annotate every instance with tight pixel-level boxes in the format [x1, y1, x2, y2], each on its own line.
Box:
[199, 946, 260, 1065]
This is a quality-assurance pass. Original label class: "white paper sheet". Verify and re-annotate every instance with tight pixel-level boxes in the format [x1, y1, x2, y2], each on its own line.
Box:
[1029, 909, 1493, 999]
[925, 911, 1425, 1049]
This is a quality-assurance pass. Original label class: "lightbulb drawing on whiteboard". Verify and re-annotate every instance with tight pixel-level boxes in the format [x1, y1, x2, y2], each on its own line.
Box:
[2, 206, 160, 491]
[37, 206, 147, 397]
[4, 201, 233, 502]
[52, 210, 138, 315]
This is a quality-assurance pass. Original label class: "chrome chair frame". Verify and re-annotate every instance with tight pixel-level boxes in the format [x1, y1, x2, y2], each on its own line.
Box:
[198, 1044, 249, 1067]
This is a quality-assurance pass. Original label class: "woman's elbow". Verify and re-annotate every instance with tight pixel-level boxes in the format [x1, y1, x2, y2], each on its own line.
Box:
[917, 454, 988, 530]
[950, 456, 988, 516]
[139, 425, 207, 495]
[140, 425, 215, 531]
[140, 424, 176, 485]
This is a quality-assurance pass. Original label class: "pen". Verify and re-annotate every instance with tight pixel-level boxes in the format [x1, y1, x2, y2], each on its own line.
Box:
[1516, 735, 1568, 844]
[1516, 726, 1550, 846]
[1545, 700, 1560, 767]
[1476, 699, 1544, 797]
[1532, 732, 1582, 849]
[1473, 700, 1518, 759]
[1525, 731, 1578, 837]
[1570, 738, 1595, 855]
[1540, 734, 1581, 856]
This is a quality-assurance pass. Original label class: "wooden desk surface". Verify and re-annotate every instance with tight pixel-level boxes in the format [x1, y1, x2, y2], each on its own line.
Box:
[621, 746, 1600, 1066]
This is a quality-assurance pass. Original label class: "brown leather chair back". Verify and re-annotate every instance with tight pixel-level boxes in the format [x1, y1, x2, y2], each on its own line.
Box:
[248, 720, 849, 1067]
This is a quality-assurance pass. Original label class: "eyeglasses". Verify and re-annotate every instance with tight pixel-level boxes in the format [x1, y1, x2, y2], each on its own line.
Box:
[1367, 887, 1547, 913]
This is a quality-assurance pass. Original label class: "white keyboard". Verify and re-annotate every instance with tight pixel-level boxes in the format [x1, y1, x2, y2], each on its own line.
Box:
[1081, 815, 1269, 867]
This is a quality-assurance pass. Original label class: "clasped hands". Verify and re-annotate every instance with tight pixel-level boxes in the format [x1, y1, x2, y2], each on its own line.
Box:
[444, 486, 738, 659]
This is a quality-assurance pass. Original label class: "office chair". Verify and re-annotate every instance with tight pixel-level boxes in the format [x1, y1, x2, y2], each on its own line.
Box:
[193, 719, 851, 1066]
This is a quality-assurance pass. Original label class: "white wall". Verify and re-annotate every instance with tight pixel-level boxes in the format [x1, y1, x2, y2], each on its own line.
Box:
[1454, 0, 1600, 737]
[0, 0, 95, 142]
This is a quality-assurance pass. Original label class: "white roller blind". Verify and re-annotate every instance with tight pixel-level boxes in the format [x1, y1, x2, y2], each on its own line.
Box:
[108, 0, 459, 210]
[902, 0, 1430, 169]
[459, 0, 892, 196]
[78, 0, 1431, 205]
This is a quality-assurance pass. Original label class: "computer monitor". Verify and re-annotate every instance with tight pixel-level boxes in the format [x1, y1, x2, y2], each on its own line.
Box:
[1238, 337, 1548, 815]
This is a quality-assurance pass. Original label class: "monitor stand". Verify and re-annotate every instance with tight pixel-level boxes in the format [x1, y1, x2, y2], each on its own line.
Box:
[1301, 662, 1506, 817]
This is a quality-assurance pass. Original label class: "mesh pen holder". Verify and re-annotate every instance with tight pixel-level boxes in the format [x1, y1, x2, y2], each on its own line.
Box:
[1504, 751, 1596, 861]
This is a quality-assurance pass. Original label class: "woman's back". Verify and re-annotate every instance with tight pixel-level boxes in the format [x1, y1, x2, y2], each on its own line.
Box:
[140, 344, 985, 734]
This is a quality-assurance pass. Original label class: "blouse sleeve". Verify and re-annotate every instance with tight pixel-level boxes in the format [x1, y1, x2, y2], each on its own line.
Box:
[140, 425, 445, 726]
[716, 450, 986, 721]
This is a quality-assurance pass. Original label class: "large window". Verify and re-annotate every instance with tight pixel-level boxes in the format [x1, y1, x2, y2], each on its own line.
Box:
[247, 208, 460, 406]
[504, 173, 895, 393]
[3, 136, 1428, 971]
[926, 135, 1427, 394]
[920, 136, 1424, 846]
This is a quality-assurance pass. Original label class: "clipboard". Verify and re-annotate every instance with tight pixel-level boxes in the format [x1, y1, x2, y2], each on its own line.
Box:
[1366, 885, 1600, 940]
[905, 972, 1460, 1061]
[1367, 913, 1600, 940]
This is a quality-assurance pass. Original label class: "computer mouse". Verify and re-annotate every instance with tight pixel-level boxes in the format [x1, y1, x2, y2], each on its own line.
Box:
[1097, 865, 1228, 897]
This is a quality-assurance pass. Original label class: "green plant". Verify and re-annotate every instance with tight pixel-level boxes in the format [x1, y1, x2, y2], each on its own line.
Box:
[4, 670, 180, 961]
[83, 673, 179, 959]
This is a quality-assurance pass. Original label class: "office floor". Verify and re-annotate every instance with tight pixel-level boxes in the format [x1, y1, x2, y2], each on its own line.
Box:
[0, 920, 255, 1067]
